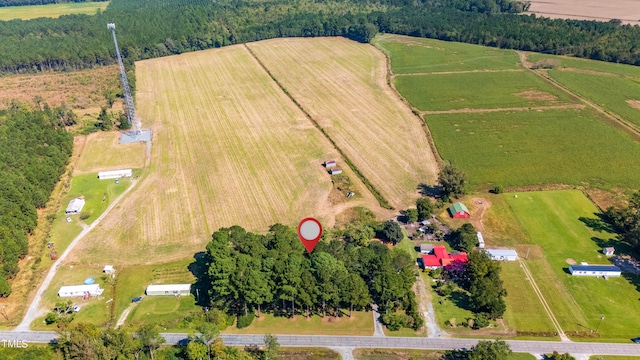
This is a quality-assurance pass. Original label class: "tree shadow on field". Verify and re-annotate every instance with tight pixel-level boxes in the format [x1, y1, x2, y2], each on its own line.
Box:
[578, 213, 614, 233]
[449, 289, 473, 312]
[418, 183, 440, 198]
[189, 252, 210, 306]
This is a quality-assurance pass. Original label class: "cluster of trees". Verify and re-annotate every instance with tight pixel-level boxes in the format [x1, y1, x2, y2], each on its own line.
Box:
[448, 223, 478, 252]
[0, 0, 639, 74]
[0, 105, 74, 296]
[438, 162, 467, 200]
[203, 223, 423, 330]
[0, 0, 106, 6]
[603, 192, 640, 254]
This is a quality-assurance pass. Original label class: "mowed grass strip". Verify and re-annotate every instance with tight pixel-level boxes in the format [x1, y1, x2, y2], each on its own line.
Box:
[75, 132, 146, 174]
[0, 2, 108, 20]
[71, 44, 343, 265]
[247, 37, 438, 209]
[527, 53, 640, 78]
[546, 70, 640, 126]
[395, 71, 574, 111]
[426, 108, 640, 188]
[374, 34, 521, 73]
[223, 311, 373, 336]
[504, 190, 640, 340]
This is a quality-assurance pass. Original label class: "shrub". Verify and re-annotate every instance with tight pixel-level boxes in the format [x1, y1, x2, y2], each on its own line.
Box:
[236, 312, 255, 329]
[79, 212, 90, 220]
[473, 313, 490, 329]
[492, 185, 504, 194]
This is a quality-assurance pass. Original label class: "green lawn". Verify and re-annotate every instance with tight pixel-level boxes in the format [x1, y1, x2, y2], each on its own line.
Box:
[426, 108, 640, 188]
[374, 34, 521, 73]
[395, 71, 573, 111]
[527, 53, 640, 78]
[127, 296, 198, 331]
[547, 70, 640, 127]
[501, 262, 557, 336]
[224, 311, 374, 336]
[589, 357, 640, 360]
[504, 190, 640, 341]
[424, 273, 475, 330]
[0, 2, 108, 20]
[354, 348, 535, 360]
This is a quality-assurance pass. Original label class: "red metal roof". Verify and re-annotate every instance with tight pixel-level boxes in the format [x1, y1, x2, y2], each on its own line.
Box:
[421, 245, 468, 268]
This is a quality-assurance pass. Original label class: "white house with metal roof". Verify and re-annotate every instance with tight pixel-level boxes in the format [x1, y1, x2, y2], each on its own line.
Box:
[486, 249, 518, 261]
[58, 284, 104, 298]
[569, 264, 621, 277]
[145, 284, 191, 296]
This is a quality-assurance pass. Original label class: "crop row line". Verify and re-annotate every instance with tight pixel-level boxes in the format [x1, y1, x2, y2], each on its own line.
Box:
[243, 44, 393, 210]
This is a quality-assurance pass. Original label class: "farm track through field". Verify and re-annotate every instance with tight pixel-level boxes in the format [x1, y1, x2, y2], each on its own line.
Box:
[517, 51, 640, 142]
[392, 69, 523, 77]
[420, 103, 585, 115]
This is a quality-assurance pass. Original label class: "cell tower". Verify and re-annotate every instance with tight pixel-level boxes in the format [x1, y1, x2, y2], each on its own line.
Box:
[107, 23, 141, 134]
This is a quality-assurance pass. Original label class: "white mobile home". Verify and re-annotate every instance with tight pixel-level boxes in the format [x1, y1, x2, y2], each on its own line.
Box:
[58, 284, 104, 298]
[65, 197, 85, 214]
[569, 264, 621, 277]
[486, 249, 518, 261]
[477, 232, 485, 249]
[98, 169, 132, 180]
[145, 284, 191, 296]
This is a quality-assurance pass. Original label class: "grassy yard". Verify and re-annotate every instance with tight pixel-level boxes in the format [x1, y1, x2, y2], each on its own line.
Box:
[224, 311, 374, 336]
[354, 348, 535, 360]
[126, 296, 198, 331]
[547, 70, 640, 127]
[75, 131, 146, 174]
[395, 71, 574, 111]
[374, 34, 521, 73]
[0, 2, 108, 20]
[504, 190, 640, 341]
[589, 357, 640, 360]
[425, 108, 640, 188]
[527, 53, 640, 78]
[278, 347, 340, 360]
[424, 273, 475, 330]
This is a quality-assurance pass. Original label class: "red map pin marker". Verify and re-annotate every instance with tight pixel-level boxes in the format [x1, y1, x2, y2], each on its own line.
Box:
[297, 218, 322, 253]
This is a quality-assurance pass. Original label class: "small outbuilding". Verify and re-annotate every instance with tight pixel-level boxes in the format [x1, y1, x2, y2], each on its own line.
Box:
[486, 249, 518, 261]
[325, 160, 337, 168]
[602, 247, 615, 256]
[65, 197, 85, 215]
[569, 264, 621, 277]
[329, 167, 342, 175]
[448, 202, 470, 218]
[145, 284, 191, 297]
[477, 232, 485, 249]
[420, 244, 434, 254]
[103, 265, 115, 274]
[98, 169, 132, 180]
[58, 284, 104, 298]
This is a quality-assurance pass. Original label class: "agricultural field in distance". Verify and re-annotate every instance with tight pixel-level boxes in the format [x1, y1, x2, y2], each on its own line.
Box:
[395, 71, 575, 111]
[0, 2, 108, 21]
[374, 34, 521, 73]
[504, 190, 640, 341]
[426, 109, 640, 188]
[68, 43, 385, 266]
[545, 70, 640, 127]
[247, 37, 438, 209]
[527, 0, 640, 26]
[74, 131, 146, 174]
[527, 53, 640, 78]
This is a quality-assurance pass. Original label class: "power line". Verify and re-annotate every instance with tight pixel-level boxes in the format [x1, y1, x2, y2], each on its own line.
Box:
[108, 23, 141, 134]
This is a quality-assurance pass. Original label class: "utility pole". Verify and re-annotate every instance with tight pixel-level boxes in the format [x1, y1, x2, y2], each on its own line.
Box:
[107, 23, 140, 134]
[596, 315, 605, 333]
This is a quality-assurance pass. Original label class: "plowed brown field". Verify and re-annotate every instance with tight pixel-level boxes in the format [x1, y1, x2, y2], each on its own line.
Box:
[69, 44, 385, 264]
[527, 0, 640, 25]
[247, 38, 439, 209]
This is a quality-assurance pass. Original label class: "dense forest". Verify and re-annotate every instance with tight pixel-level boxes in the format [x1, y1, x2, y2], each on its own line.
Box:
[202, 224, 423, 331]
[0, 105, 74, 296]
[0, 0, 638, 74]
[0, 0, 106, 7]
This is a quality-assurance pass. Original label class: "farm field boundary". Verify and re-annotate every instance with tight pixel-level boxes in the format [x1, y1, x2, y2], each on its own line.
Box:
[0, 2, 108, 21]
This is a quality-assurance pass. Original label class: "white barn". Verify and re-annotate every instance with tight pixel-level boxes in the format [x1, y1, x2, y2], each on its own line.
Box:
[58, 284, 104, 298]
[569, 264, 622, 277]
[146, 284, 191, 296]
[98, 169, 132, 180]
[65, 197, 85, 214]
[486, 249, 518, 261]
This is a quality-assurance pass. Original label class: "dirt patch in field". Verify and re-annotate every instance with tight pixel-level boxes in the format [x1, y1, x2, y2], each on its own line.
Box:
[515, 90, 558, 102]
[0, 66, 119, 110]
[584, 188, 628, 210]
[627, 99, 640, 110]
[566, 258, 577, 265]
[469, 197, 492, 232]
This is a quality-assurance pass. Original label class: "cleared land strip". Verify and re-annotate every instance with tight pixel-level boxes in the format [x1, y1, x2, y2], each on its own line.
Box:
[393, 69, 523, 77]
[517, 51, 640, 142]
[247, 38, 439, 209]
[518, 259, 568, 342]
[421, 103, 584, 115]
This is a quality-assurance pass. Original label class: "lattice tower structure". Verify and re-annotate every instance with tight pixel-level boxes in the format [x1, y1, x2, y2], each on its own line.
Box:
[107, 23, 140, 134]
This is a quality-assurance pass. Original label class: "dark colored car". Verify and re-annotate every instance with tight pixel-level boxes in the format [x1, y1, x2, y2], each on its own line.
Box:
[132, 296, 143, 303]
[632, 337, 640, 344]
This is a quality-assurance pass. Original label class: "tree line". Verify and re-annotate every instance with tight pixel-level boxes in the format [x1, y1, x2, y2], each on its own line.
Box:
[0, 104, 74, 296]
[202, 223, 423, 331]
[0, 0, 638, 75]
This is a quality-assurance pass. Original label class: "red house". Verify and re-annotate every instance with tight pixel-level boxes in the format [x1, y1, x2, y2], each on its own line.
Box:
[421, 245, 468, 270]
[448, 202, 470, 218]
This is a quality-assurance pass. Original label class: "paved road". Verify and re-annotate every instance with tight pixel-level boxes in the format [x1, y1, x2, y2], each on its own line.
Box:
[3, 331, 640, 356]
[16, 180, 138, 331]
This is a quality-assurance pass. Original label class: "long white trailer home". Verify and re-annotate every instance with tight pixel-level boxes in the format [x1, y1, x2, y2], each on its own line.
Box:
[58, 284, 104, 298]
[98, 169, 132, 179]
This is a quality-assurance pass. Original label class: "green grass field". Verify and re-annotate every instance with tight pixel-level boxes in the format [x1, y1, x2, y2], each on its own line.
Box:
[504, 190, 640, 341]
[546, 70, 640, 126]
[374, 34, 521, 73]
[395, 71, 574, 111]
[223, 311, 374, 336]
[527, 53, 640, 78]
[0, 2, 108, 20]
[354, 348, 535, 359]
[589, 357, 640, 360]
[426, 108, 640, 188]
